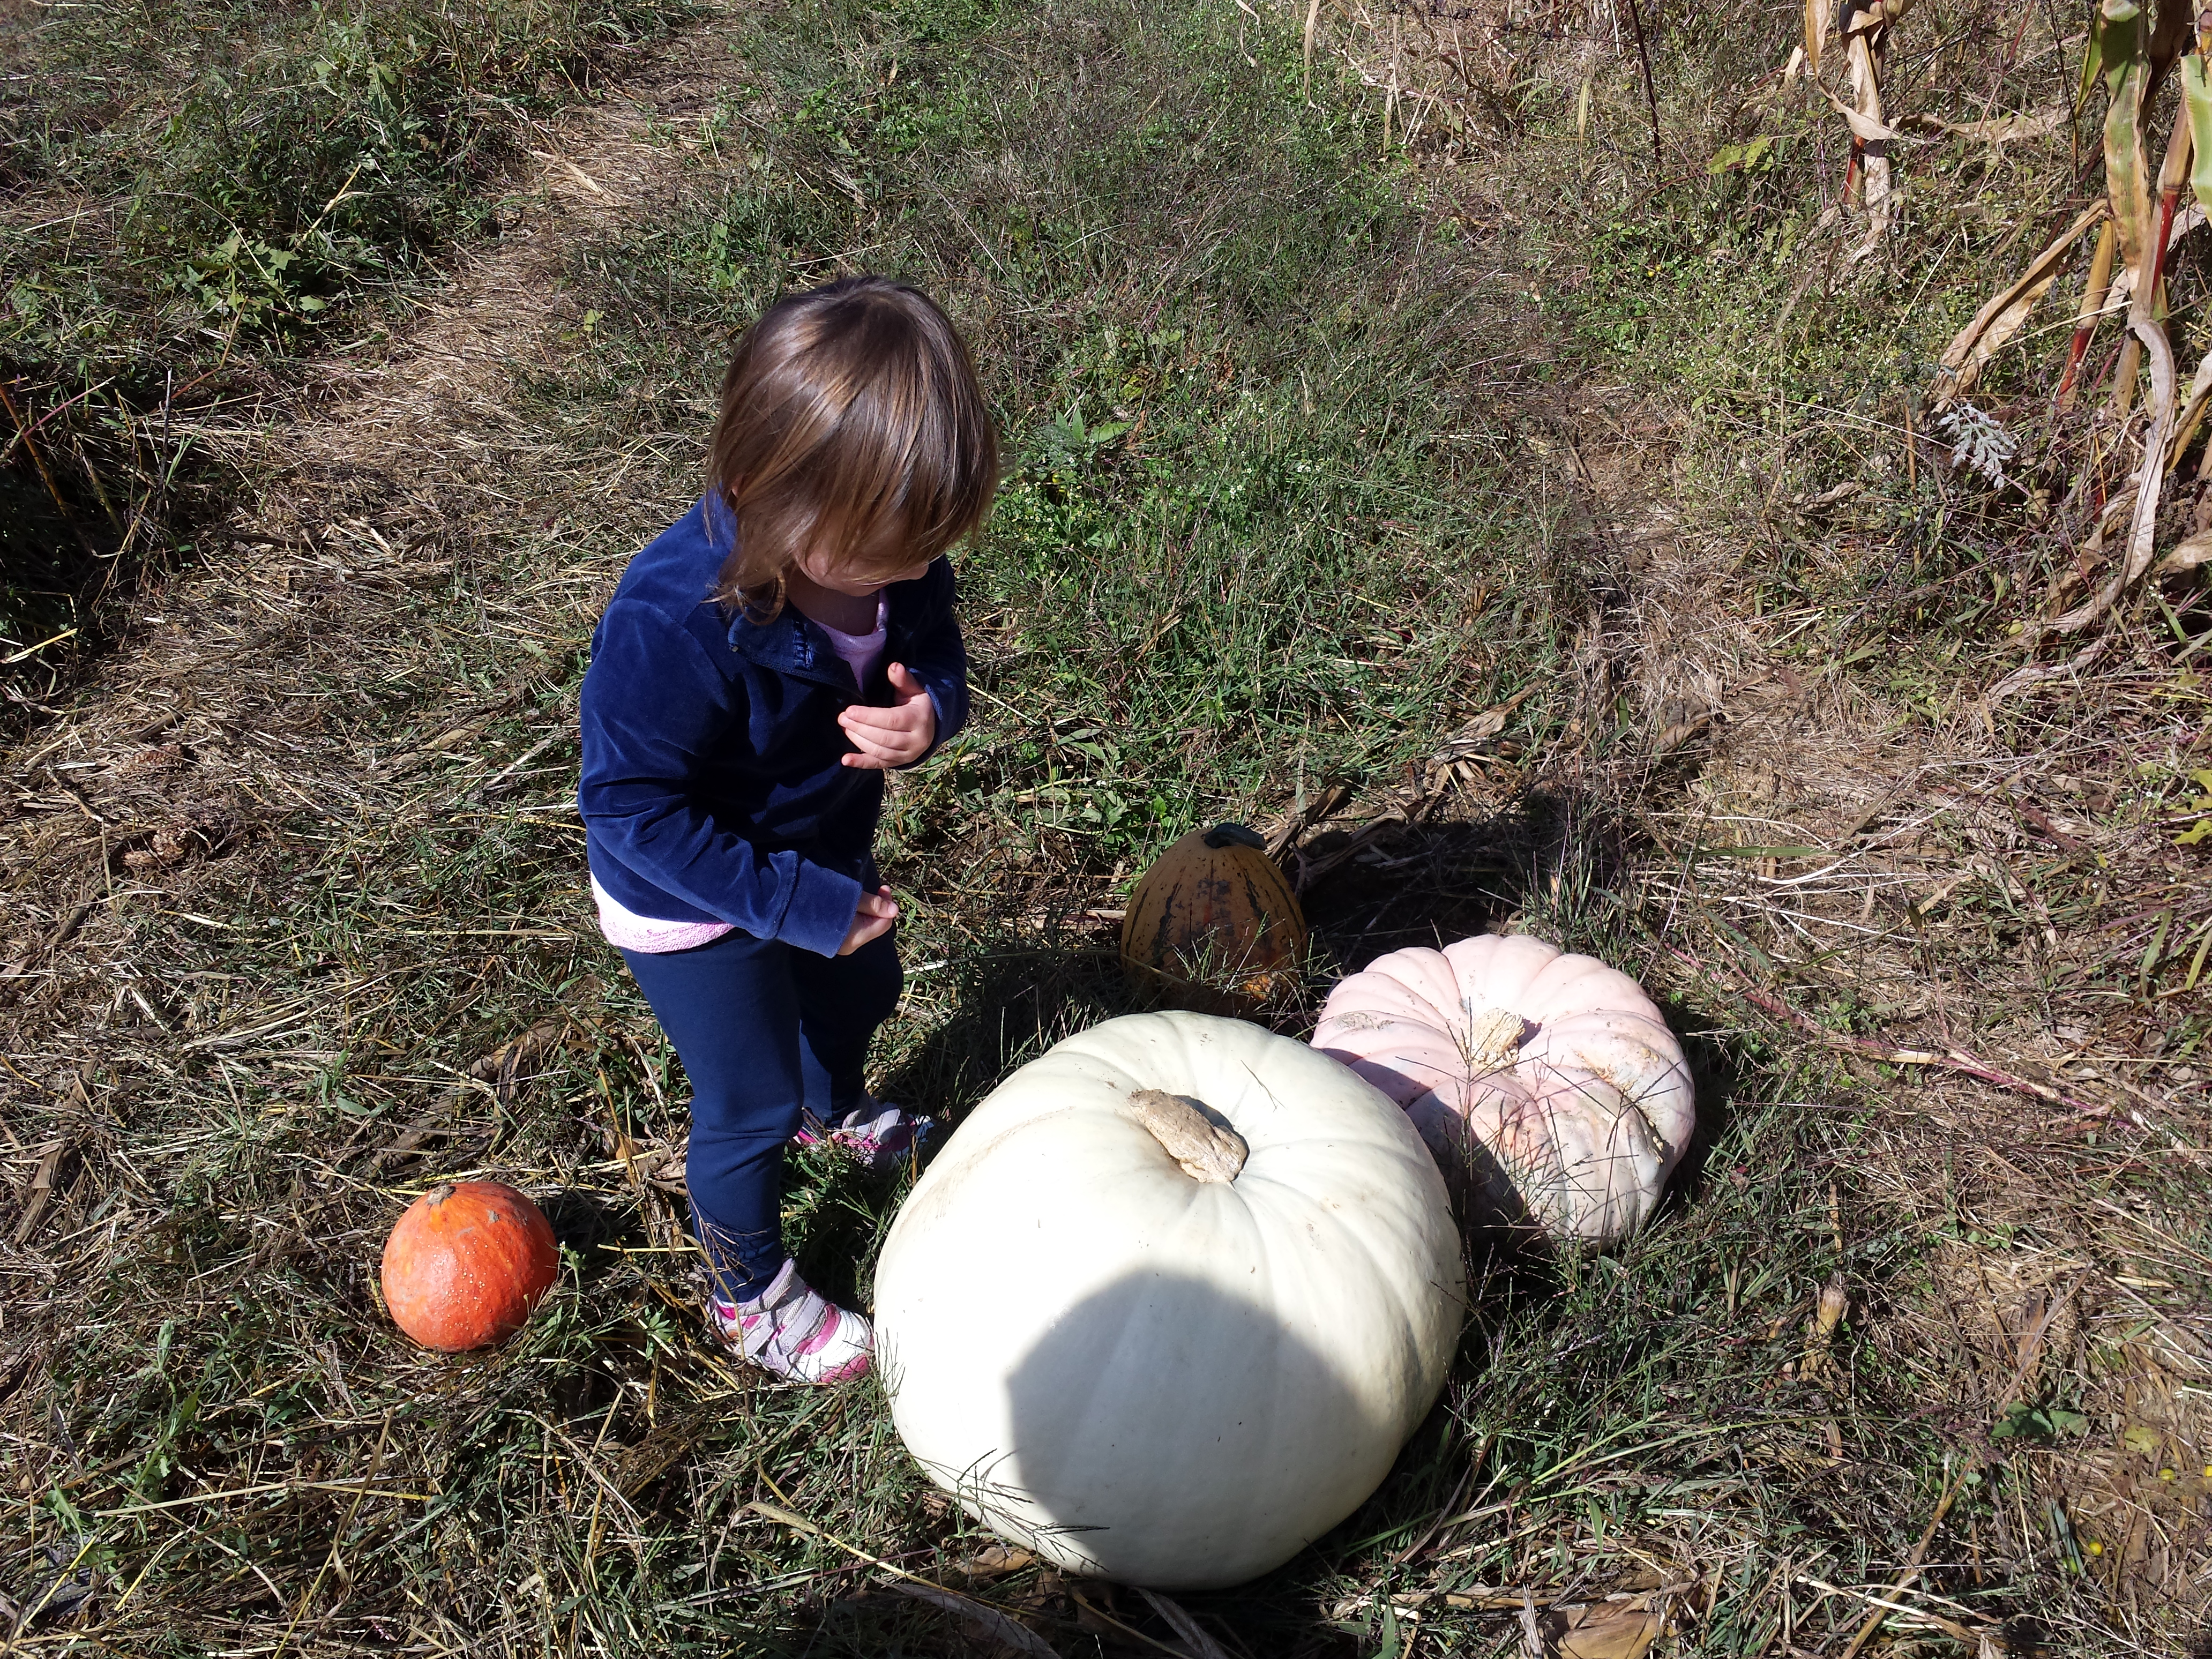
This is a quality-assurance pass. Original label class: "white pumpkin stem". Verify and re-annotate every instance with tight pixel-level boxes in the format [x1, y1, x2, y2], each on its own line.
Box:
[1124, 1089, 1247, 1183]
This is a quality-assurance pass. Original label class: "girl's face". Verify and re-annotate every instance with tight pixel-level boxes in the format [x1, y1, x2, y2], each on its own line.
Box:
[792, 536, 931, 596]
[796, 548, 933, 593]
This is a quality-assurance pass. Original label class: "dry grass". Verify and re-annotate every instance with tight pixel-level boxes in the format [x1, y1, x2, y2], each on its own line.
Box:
[1310, 0, 2212, 1647]
[2, 0, 2208, 1653]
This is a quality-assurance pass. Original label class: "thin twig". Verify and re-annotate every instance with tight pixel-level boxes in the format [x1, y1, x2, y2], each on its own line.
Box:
[1621, 0, 1663, 178]
[1835, 1460, 1974, 1659]
[1662, 942, 2110, 1116]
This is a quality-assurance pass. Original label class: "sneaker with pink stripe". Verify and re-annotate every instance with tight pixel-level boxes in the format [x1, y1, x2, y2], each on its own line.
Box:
[790, 1101, 932, 1175]
[709, 1258, 871, 1385]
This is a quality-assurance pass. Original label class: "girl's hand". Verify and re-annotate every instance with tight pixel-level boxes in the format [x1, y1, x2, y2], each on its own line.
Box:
[839, 663, 937, 769]
[839, 886, 900, 955]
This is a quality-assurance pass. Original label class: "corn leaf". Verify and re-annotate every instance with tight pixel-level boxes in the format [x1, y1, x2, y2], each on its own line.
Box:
[2103, 0, 2152, 274]
[1820, 81, 1904, 142]
[2052, 312, 2178, 633]
[2183, 53, 2212, 215]
[2163, 342, 2212, 465]
[2080, 28, 2106, 111]
[1917, 109, 2068, 143]
[1805, 0, 1832, 74]
[1933, 204, 2108, 405]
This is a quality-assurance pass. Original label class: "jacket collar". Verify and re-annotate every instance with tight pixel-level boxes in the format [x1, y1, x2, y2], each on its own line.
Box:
[702, 497, 932, 692]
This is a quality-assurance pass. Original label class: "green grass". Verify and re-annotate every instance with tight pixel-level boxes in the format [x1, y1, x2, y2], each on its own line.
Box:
[548, 0, 1554, 881]
[0, 0, 697, 710]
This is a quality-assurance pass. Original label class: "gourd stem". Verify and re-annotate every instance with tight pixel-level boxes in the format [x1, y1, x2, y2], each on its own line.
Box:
[1124, 1088, 1247, 1183]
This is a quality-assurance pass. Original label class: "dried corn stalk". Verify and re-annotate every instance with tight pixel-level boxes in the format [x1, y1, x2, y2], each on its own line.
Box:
[2057, 220, 2120, 409]
[1839, 0, 2212, 637]
[1801, 0, 1920, 256]
[2171, 53, 2212, 466]
[1845, 20, 1893, 251]
[1931, 204, 2108, 408]
[2044, 7, 2194, 637]
[2103, 2, 2154, 269]
[2102, 0, 2157, 412]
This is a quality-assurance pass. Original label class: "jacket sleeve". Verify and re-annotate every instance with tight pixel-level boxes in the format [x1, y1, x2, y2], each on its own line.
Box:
[895, 558, 969, 768]
[578, 600, 861, 956]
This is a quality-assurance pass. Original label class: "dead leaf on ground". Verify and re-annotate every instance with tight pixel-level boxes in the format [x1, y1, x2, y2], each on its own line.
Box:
[1789, 480, 1864, 512]
[1650, 696, 1721, 756]
[12, 1138, 71, 1244]
[1543, 1596, 1669, 1659]
[953, 1544, 1038, 1582]
[1435, 685, 1536, 756]
[121, 804, 238, 871]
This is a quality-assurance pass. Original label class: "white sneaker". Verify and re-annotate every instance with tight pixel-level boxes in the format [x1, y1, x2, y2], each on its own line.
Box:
[708, 1258, 872, 1385]
[790, 1100, 933, 1175]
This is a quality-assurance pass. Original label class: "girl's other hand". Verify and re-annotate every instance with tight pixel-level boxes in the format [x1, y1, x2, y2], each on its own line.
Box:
[839, 663, 937, 768]
[839, 886, 900, 955]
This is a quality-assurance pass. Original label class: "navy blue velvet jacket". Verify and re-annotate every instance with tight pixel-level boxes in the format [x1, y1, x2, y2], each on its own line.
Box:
[577, 497, 968, 957]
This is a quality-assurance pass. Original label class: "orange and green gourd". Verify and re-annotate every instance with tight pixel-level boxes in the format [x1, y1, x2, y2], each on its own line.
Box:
[1120, 823, 1306, 1004]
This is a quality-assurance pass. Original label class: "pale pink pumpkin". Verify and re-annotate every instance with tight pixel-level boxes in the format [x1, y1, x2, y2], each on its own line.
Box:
[1312, 935, 1694, 1247]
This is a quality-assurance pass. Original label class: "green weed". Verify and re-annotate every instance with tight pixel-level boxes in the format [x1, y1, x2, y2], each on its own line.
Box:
[1, 0, 697, 707]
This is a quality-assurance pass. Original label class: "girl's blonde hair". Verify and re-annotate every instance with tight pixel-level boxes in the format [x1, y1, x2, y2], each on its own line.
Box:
[707, 275, 998, 622]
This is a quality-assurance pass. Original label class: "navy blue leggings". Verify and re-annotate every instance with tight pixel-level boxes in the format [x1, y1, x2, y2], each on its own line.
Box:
[619, 926, 902, 1299]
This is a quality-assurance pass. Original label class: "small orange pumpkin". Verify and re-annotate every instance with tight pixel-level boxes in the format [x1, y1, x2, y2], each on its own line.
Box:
[1120, 823, 1307, 1006]
[380, 1180, 559, 1352]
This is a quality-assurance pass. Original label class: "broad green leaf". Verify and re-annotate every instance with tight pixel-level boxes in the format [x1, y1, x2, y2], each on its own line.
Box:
[2183, 55, 2212, 216]
[1707, 135, 1774, 174]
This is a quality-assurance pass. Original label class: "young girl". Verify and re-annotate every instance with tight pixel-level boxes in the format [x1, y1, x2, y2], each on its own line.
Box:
[578, 275, 997, 1384]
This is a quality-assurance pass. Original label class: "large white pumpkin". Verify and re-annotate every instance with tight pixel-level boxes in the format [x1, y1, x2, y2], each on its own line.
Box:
[1312, 934, 1695, 1249]
[875, 1011, 1463, 1590]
